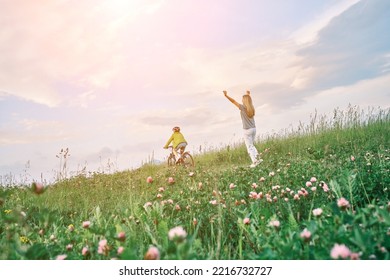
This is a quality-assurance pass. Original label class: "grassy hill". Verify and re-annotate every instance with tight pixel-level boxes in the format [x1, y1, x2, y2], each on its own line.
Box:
[1, 106, 389, 260]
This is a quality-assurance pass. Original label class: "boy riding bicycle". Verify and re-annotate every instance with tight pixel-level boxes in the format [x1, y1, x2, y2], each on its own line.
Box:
[163, 126, 187, 163]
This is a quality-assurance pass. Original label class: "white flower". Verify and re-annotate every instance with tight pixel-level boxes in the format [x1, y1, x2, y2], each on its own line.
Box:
[168, 226, 187, 241]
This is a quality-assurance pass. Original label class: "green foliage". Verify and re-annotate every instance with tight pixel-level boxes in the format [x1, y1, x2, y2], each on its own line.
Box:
[0, 106, 389, 260]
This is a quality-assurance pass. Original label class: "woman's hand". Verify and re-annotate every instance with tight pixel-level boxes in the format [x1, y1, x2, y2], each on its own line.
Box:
[223, 90, 228, 97]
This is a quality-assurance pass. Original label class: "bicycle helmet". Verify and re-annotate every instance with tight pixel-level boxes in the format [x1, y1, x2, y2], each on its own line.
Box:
[172, 126, 180, 132]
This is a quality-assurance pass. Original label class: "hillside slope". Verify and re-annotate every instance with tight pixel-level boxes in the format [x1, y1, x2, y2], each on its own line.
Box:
[1, 107, 389, 260]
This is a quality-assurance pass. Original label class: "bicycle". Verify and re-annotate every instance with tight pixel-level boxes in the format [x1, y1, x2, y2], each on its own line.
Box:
[167, 146, 194, 167]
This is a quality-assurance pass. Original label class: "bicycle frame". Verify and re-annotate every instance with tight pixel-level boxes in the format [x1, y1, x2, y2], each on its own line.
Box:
[167, 146, 194, 167]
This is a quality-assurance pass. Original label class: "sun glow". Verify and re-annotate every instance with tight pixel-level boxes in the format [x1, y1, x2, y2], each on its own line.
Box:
[100, 0, 162, 18]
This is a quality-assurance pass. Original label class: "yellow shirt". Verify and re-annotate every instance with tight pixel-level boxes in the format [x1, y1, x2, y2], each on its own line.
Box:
[164, 132, 187, 148]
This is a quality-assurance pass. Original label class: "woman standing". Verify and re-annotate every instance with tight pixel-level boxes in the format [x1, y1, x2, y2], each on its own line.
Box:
[223, 90, 262, 168]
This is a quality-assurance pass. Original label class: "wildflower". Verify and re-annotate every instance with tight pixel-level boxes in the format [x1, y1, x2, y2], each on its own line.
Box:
[269, 171, 275, 177]
[350, 155, 355, 161]
[198, 182, 203, 189]
[284, 198, 289, 202]
[337, 197, 350, 210]
[300, 228, 311, 241]
[168, 177, 175, 184]
[31, 182, 45, 195]
[20, 236, 29, 244]
[98, 239, 109, 255]
[117, 246, 124, 255]
[146, 176, 153, 183]
[330, 244, 351, 259]
[82, 247, 89, 256]
[143, 202, 153, 208]
[249, 192, 257, 199]
[4, 209, 12, 214]
[293, 194, 300, 200]
[158, 187, 165, 192]
[243, 217, 250, 225]
[167, 199, 174, 204]
[66, 244, 73, 251]
[156, 193, 162, 199]
[188, 172, 195, 177]
[286, 187, 291, 192]
[209, 200, 218, 205]
[38, 229, 44, 236]
[259, 177, 265, 182]
[56, 254, 67, 260]
[252, 183, 258, 189]
[229, 183, 236, 189]
[50, 234, 56, 241]
[68, 224, 75, 232]
[312, 208, 323, 217]
[82, 221, 91, 229]
[320, 181, 329, 192]
[117, 232, 126, 242]
[144, 246, 160, 260]
[311, 187, 317, 192]
[310, 177, 317, 183]
[175, 204, 181, 211]
[269, 220, 280, 229]
[350, 252, 361, 260]
[193, 218, 198, 226]
[186, 205, 191, 211]
[168, 226, 187, 242]
[305, 181, 312, 187]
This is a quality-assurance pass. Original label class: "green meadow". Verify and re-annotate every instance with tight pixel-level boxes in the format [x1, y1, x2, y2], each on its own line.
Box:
[1, 106, 389, 260]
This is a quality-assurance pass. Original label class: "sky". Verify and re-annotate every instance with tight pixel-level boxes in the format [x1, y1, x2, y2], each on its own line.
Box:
[1, 0, 389, 184]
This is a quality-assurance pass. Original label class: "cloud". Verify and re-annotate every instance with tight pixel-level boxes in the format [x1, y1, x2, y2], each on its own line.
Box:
[303, 73, 390, 110]
[242, 0, 390, 112]
[290, 0, 360, 44]
[0, 1, 163, 107]
[0, 94, 100, 147]
[295, 0, 390, 91]
[0, 119, 70, 146]
[137, 106, 234, 128]
[83, 146, 120, 163]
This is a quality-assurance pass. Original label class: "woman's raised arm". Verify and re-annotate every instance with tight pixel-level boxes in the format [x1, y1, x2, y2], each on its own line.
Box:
[223, 90, 240, 108]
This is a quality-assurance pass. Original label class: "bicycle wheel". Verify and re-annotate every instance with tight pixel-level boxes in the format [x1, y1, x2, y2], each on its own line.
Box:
[181, 152, 194, 167]
[167, 154, 176, 167]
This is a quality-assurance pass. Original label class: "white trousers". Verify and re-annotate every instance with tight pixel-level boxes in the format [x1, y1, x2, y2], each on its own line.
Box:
[243, 127, 259, 163]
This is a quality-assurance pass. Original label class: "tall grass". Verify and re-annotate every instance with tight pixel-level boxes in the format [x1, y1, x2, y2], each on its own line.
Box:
[0, 106, 389, 260]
